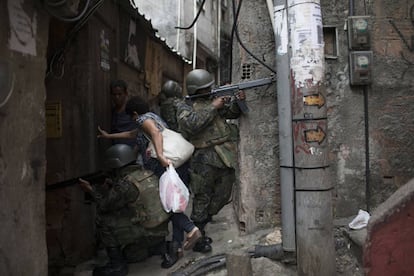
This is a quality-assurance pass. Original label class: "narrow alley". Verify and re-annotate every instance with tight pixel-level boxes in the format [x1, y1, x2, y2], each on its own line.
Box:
[1, 1, 414, 276]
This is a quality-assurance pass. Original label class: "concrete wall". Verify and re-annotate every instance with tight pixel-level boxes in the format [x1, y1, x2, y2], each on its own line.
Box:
[321, 0, 414, 217]
[0, 1, 49, 275]
[233, 0, 279, 234]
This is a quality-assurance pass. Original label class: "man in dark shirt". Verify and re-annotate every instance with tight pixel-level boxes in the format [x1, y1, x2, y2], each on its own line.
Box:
[110, 80, 136, 147]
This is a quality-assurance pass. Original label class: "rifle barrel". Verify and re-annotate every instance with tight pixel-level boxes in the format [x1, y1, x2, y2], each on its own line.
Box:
[185, 76, 275, 100]
[45, 171, 106, 191]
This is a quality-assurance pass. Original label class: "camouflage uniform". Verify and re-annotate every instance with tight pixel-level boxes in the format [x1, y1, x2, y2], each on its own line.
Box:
[160, 97, 181, 132]
[92, 165, 170, 262]
[159, 80, 183, 132]
[176, 98, 241, 226]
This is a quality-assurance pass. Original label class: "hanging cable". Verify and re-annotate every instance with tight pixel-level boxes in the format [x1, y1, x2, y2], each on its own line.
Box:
[228, 0, 243, 80]
[0, 73, 15, 108]
[46, 0, 67, 8]
[175, 0, 206, 29]
[44, 0, 91, 22]
[231, 0, 277, 75]
[46, 0, 105, 79]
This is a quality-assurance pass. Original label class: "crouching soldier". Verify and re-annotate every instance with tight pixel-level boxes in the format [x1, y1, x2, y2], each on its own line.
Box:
[79, 144, 171, 276]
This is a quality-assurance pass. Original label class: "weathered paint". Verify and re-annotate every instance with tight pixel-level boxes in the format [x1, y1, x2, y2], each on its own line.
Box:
[289, 2, 325, 86]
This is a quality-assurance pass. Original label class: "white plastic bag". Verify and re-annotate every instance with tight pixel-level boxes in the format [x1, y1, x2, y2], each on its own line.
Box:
[159, 164, 189, 213]
[349, 209, 370, 230]
[147, 128, 195, 168]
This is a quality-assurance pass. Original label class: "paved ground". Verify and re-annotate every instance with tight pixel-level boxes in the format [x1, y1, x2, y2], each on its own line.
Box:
[74, 201, 289, 276]
[74, 203, 363, 276]
[128, 202, 281, 275]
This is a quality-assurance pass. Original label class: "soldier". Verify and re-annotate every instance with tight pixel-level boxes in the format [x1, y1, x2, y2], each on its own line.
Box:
[176, 69, 245, 253]
[79, 144, 172, 276]
[159, 80, 183, 132]
[158, 81, 192, 187]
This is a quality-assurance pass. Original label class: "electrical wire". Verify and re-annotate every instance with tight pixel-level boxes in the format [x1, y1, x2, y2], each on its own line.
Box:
[44, 0, 91, 22]
[228, 0, 242, 79]
[231, 0, 277, 76]
[46, 0, 67, 8]
[46, 0, 105, 79]
[0, 73, 15, 108]
[175, 0, 206, 30]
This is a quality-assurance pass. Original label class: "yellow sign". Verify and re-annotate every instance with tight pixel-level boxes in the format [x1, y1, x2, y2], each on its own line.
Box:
[303, 93, 325, 108]
[46, 102, 62, 138]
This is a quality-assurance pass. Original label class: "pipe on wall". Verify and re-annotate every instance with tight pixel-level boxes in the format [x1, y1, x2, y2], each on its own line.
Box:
[176, 0, 181, 51]
[193, 0, 197, 69]
[272, 0, 296, 252]
[349, 0, 371, 211]
[217, 0, 221, 84]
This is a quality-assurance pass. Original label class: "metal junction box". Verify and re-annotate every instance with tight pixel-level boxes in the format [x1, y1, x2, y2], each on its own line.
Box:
[348, 16, 371, 50]
[349, 51, 373, 85]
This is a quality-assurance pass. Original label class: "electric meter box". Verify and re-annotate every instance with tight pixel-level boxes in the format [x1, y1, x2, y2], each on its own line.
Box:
[348, 16, 371, 50]
[349, 51, 373, 85]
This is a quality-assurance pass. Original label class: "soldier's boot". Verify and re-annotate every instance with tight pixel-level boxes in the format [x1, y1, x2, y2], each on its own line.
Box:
[193, 236, 212, 253]
[161, 241, 181, 268]
[93, 247, 128, 276]
[192, 218, 213, 253]
[200, 230, 213, 244]
[192, 229, 212, 253]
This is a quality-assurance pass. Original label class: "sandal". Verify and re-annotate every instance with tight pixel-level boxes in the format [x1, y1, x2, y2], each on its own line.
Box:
[183, 227, 202, 250]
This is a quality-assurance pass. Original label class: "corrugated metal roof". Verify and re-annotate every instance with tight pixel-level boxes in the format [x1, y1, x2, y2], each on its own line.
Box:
[128, 0, 192, 64]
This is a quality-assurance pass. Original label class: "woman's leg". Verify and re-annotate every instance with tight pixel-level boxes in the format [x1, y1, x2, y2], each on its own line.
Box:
[170, 213, 202, 250]
[170, 213, 186, 246]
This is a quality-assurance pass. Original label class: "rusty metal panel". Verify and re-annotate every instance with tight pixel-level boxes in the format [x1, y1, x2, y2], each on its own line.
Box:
[145, 40, 163, 98]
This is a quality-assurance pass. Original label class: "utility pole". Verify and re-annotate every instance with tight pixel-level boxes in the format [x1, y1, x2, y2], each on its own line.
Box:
[273, 0, 335, 275]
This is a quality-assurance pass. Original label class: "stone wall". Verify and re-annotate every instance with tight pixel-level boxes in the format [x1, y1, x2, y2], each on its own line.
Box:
[322, 0, 414, 216]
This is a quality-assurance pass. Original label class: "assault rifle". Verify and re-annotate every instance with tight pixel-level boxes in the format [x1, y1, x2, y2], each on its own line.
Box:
[45, 171, 108, 191]
[185, 76, 276, 113]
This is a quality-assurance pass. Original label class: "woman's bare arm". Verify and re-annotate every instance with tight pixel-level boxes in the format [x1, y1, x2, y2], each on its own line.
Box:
[141, 119, 170, 167]
[97, 126, 138, 140]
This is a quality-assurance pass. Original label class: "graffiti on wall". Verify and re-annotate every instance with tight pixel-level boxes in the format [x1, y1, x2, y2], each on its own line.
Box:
[293, 120, 327, 155]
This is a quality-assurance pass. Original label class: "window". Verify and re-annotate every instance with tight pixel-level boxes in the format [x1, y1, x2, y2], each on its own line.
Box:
[323, 26, 339, 59]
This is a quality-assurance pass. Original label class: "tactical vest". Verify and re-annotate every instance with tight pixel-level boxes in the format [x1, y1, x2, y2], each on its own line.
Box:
[190, 100, 233, 148]
[123, 168, 171, 228]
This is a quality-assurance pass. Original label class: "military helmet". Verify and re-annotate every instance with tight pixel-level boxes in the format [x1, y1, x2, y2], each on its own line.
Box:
[186, 69, 215, 95]
[104, 144, 136, 169]
[161, 80, 182, 98]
